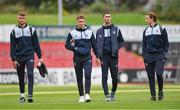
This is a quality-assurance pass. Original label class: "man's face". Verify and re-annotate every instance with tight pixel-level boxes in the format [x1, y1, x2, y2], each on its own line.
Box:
[18, 15, 26, 25]
[145, 15, 153, 25]
[77, 18, 85, 29]
[103, 14, 111, 24]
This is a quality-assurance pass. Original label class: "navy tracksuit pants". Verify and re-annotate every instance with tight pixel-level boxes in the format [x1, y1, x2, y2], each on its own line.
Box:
[145, 59, 165, 97]
[101, 54, 118, 96]
[73, 55, 92, 96]
[16, 59, 34, 97]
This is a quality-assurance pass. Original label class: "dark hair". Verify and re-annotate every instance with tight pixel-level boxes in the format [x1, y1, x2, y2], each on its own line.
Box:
[76, 15, 85, 20]
[103, 9, 110, 17]
[18, 12, 26, 16]
[147, 12, 157, 22]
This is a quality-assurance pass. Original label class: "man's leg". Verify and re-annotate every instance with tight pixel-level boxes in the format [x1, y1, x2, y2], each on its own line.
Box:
[109, 56, 118, 101]
[83, 56, 92, 102]
[101, 55, 109, 97]
[74, 57, 84, 97]
[26, 59, 34, 102]
[16, 61, 26, 102]
[155, 59, 165, 100]
[83, 57, 92, 94]
[145, 62, 156, 100]
[109, 57, 118, 93]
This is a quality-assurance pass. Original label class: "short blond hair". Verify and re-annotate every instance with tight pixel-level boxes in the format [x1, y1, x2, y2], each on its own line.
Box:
[103, 9, 110, 17]
[18, 12, 26, 16]
[147, 12, 157, 22]
[76, 15, 85, 20]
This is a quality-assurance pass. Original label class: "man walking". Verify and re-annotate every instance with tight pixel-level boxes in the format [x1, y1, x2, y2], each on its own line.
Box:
[65, 15, 98, 103]
[10, 12, 43, 103]
[142, 12, 169, 101]
[96, 10, 124, 101]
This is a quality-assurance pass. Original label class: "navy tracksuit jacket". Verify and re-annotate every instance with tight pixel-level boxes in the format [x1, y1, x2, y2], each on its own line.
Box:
[142, 24, 169, 63]
[10, 24, 42, 61]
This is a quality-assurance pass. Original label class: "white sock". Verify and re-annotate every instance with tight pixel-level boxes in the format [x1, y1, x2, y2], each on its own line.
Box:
[20, 93, 25, 97]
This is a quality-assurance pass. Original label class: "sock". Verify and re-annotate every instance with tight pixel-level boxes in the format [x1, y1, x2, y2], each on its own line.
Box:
[20, 93, 25, 97]
[28, 94, 33, 98]
[111, 91, 115, 95]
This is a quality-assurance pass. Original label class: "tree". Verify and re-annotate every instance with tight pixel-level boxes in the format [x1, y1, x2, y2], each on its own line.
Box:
[63, 0, 94, 12]
[156, 0, 180, 22]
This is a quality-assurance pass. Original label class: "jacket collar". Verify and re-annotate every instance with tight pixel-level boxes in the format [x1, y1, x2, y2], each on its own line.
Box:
[149, 23, 157, 27]
[102, 24, 114, 29]
[76, 25, 87, 31]
[18, 23, 28, 28]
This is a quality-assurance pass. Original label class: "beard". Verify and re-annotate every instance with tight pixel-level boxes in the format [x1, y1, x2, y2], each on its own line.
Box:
[105, 21, 111, 25]
[19, 21, 25, 26]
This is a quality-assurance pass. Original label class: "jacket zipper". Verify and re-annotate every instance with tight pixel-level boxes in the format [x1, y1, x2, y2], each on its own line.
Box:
[151, 27, 153, 35]
[22, 28, 24, 36]
[81, 31, 82, 39]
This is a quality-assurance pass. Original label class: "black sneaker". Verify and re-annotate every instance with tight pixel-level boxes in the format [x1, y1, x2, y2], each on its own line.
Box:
[150, 96, 156, 101]
[19, 97, 26, 103]
[110, 92, 115, 101]
[28, 95, 33, 103]
[158, 91, 164, 101]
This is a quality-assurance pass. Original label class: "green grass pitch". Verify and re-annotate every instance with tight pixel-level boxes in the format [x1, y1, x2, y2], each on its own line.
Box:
[0, 84, 180, 110]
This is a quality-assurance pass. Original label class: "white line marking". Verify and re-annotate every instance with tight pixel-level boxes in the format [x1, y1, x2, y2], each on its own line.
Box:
[0, 89, 180, 96]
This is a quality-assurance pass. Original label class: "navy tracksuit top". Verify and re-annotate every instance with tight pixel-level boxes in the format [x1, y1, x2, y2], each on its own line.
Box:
[10, 24, 42, 61]
[142, 24, 169, 63]
[96, 24, 124, 58]
[65, 26, 98, 57]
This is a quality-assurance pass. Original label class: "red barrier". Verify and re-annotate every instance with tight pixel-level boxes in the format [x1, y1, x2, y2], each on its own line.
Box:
[0, 42, 145, 69]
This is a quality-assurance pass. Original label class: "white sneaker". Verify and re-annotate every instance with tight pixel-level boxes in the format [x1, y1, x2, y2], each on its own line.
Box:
[78, 96, 85, 103]
[105, 95, 111, 101]
[85, 94, 91, 102]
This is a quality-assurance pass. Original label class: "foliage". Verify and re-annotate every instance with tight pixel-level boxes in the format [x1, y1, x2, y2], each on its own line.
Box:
[156, 0, 180, 22]
[0, 0, 180, 23]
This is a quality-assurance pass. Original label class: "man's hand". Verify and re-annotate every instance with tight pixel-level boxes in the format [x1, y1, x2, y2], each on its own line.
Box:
[13, 61, 20, 69]
[37, 58, 43, 67]
[70, 39, 75, 46]
[96, 58, 101, 66]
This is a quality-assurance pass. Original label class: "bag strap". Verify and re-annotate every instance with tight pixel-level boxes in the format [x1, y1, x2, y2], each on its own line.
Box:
[29, 26, 33, 36]
[159, 25, 163, 35]
[12, 29, 15, 37]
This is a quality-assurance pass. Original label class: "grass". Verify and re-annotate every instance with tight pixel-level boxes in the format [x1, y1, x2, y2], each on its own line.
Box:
[0, 13, 146, 25]
[1, 13, 179, 26]
[0, 84, 180, 109]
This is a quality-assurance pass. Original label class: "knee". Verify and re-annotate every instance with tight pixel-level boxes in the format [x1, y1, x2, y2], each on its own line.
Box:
[112, 77, 118, 82]
[85, 74, 91, 80]
[28, 72, 34, 78]
[76, 76, 82, 81]
[111, 74, 118, 80]
[157, 74, 163, 79]
[102, 76, 107, 82]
